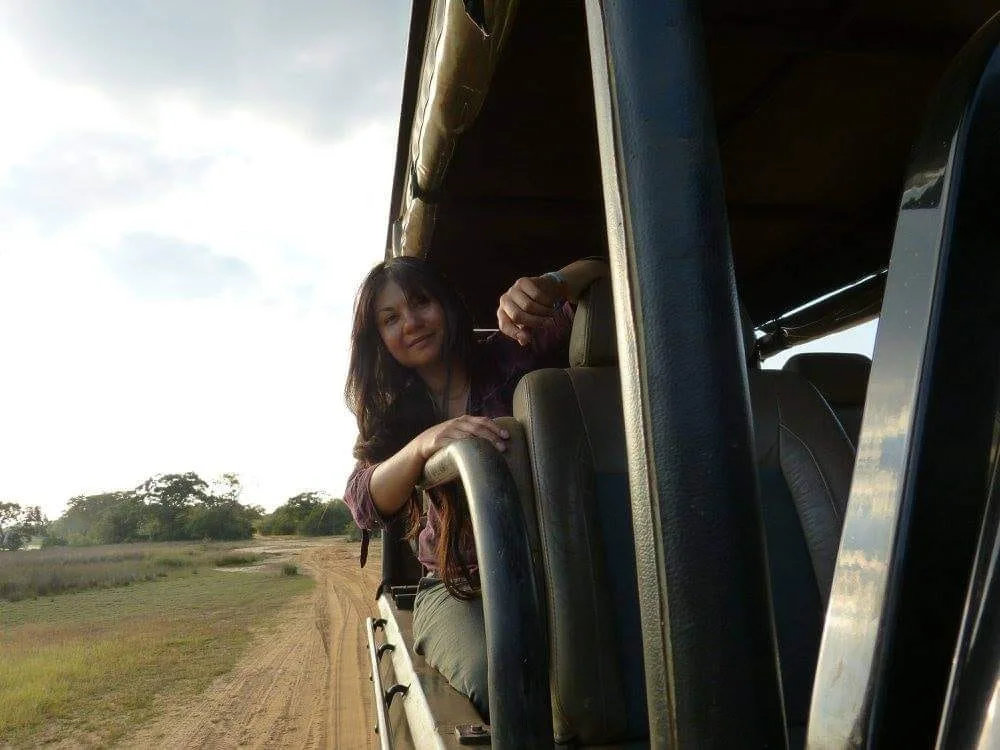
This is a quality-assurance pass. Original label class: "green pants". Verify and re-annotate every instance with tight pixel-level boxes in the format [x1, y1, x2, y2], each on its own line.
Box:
[412, 579, 489, 720]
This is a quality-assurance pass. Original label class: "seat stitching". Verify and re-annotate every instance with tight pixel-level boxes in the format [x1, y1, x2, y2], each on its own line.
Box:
[527, 373, 604, 741]
[523, 382, 571, 729]
[777, 422, 840, 525]
[565, 369, 616, 739]
[773, 388, 835, 605]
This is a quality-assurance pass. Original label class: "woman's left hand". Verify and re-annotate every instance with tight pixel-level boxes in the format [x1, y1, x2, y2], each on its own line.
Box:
[497, 274, 566, 346]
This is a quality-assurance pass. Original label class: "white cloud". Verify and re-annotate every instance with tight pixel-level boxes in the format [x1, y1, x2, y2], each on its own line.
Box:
[0, 9, 405, 520]
[0, 38, 129, 175]
[0, 0, 410, 138]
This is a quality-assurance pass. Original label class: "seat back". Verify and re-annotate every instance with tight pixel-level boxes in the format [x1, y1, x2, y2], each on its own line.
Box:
[513, 281, 856, 747]
[749, 368, 855, 747]
[513, 278, 647, 745]
[783, 352, 872, 446]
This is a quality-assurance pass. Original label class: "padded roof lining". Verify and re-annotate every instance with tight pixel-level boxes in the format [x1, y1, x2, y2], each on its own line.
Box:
[392, 0, 998, 328]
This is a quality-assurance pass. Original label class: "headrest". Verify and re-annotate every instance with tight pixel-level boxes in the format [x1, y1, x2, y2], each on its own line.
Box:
[783, 353, 872, 405]
[569, 277, 617, 367]
[740, 302, 760, 369]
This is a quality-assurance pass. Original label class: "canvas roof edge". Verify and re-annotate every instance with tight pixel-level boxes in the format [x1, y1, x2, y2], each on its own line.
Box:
[385, 0, 520, 261]
[384, 0, 432, 260]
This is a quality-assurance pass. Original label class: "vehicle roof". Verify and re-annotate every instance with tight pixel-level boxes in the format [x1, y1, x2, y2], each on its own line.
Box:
[386, 0, 998, 334]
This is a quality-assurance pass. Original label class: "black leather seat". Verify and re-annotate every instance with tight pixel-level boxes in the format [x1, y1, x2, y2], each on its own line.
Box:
[509, 280, 855, 747]
[512, 278, 646, 746]
[748, 341, 856, 747]
[783, 352, 872, 446]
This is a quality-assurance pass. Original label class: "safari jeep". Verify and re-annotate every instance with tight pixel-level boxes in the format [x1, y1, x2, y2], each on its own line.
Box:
[364, 1, 1000, 747]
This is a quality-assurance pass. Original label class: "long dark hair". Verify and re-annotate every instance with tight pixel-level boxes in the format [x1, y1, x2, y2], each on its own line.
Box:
[345, 256, 479, 598]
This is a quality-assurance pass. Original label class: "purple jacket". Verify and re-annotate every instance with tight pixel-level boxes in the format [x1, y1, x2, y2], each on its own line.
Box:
[344, 304, 574, 573]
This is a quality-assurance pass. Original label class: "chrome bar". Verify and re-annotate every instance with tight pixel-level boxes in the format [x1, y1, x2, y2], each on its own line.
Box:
[366, 616, 394, 750]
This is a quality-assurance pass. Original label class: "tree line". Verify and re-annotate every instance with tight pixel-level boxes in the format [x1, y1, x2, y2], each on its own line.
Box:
[0, 472, 357, 549]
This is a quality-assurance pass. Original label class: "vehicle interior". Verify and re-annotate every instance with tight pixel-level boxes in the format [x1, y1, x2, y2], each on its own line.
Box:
[366, 1, 1000, 748]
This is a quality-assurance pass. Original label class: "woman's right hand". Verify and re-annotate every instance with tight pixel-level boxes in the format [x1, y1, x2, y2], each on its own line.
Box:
[416, 416, 510, 460]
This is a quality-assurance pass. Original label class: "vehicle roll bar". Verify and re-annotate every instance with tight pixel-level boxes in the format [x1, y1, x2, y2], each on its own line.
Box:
[419, 437, 552, 750]
[809, 13, 1000, 747]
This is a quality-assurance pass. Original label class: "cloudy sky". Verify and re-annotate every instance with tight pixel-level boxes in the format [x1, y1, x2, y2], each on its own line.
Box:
[0, 1, 410, 519]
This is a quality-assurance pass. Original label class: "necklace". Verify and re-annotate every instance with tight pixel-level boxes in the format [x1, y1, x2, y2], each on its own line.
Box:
[428, 377, 471, 420]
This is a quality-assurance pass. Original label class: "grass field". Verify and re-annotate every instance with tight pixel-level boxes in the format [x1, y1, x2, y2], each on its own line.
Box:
[0, 541, 274, 602]
[0, 560, 314, 746]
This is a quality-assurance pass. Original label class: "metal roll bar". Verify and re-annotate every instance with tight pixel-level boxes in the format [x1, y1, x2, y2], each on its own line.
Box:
[419, 437, 551, 750]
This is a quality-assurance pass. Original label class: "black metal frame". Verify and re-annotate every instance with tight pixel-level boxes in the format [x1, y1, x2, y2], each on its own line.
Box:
[418, 438, 551, 750]
[808, 12, 1000, 747]
[587, 0, 786, 746]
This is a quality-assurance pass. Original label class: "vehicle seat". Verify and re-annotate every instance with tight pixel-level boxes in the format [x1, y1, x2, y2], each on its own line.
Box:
[511, 280, 856, 748]
[783, 352, 872, 446]
[512, 278, 647, 746]
[747, 333, 857, 747]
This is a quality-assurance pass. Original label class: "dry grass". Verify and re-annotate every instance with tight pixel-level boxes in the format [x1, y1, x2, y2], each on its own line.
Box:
[0, 541, 260, 601]
[0, 566, 313, 746]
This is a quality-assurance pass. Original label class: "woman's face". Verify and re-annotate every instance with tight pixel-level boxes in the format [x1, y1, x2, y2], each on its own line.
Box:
[375, 279, 447, 371]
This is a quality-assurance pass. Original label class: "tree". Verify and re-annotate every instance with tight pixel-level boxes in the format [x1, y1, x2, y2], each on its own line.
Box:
[0, 502, 25, 551]
[259, 492, 346, 536]
[136, 473, 210, 540]
[20, 506, 45, 536]
[185, 500, 254, 541]
[55, 491, 145, 544]
[95, 495, 146, 544]
[300, 501, 353, 536]
[216, 473, 242, 504]
[49, 475, 260, 544]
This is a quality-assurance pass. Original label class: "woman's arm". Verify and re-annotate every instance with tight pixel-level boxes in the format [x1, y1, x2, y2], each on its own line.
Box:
[552, 258, 609, 304]
[497, 258, 608, 346]
[365, 416, 512, 518]
[367, 439, 427, 518]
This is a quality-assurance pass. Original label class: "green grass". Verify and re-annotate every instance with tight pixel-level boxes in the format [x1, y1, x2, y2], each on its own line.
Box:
[0, 541, 259, 601]
[213, 552, 262, 567]
[0, 567, 314, 746]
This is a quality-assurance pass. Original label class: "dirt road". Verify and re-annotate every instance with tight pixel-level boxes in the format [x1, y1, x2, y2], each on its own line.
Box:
[123, 538, 382, 749]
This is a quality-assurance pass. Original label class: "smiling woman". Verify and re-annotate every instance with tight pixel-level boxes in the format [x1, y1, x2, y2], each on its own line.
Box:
[342, 254, 607, 717]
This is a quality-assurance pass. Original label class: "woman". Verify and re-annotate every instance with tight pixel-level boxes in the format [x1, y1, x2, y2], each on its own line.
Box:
[343, 255, 607, 718]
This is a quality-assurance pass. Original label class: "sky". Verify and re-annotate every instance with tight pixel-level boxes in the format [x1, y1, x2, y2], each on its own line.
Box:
[0, 1, 410, 519]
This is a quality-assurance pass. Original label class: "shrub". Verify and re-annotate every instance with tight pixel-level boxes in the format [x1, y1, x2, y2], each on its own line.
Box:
[342, 520, 362, 542]
[40, 533, 69, 548]
[213, 553, 261, 567]
[257, 509, 296, 536]
[299, 501, 353, 536]
[185, 503, 254, 541]
[281, 563, 298, 576]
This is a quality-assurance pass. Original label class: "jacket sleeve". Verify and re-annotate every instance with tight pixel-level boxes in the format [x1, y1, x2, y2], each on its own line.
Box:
[529, 301, 574, 361]
[343, 460, 386, 530]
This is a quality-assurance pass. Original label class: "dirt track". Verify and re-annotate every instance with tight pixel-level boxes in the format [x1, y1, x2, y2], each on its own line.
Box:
[122, 538, 382, 749]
